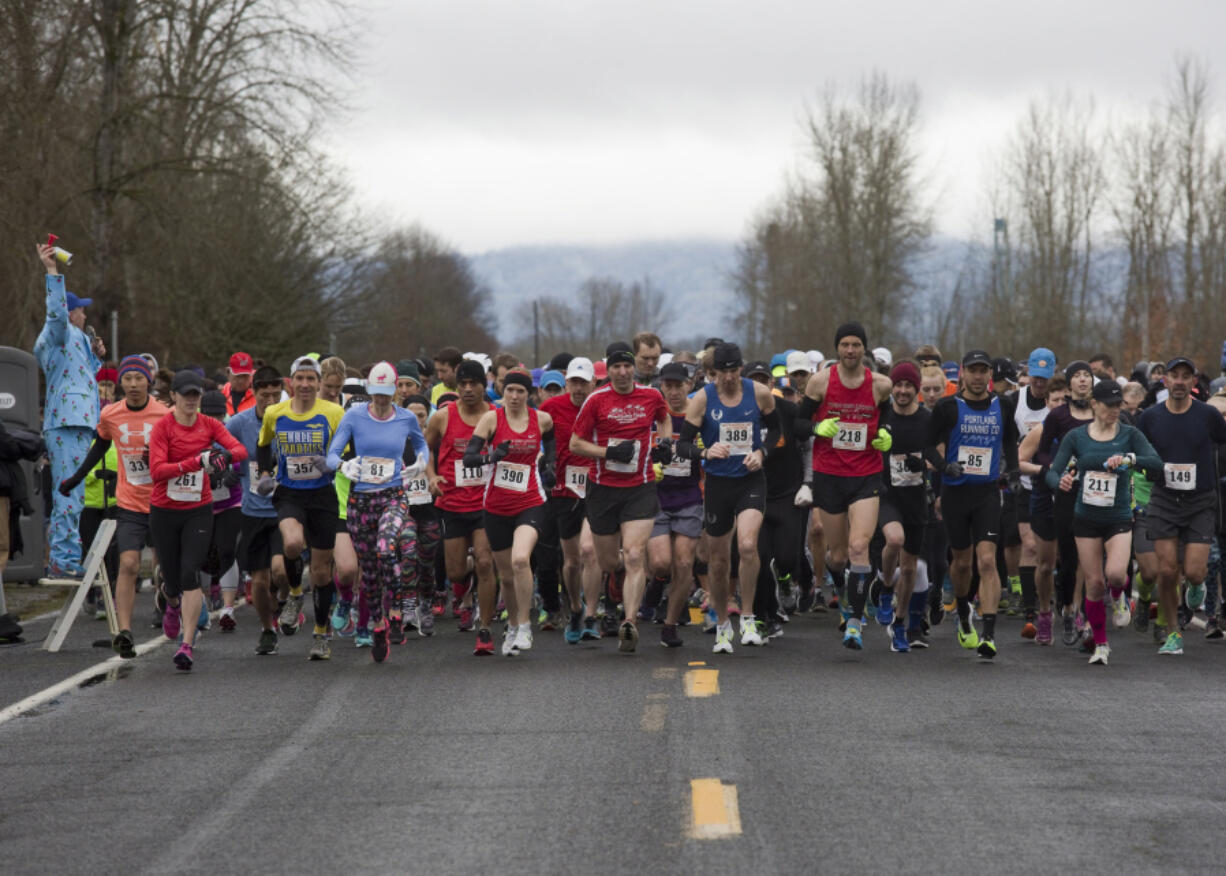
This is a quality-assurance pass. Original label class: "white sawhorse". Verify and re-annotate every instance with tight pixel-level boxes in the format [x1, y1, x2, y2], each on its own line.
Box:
[38, 518, 119, 652]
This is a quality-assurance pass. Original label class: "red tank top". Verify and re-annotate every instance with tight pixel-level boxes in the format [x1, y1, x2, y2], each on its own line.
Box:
[812, 365, 883, 477]
[484, 406, 546, 516]
[436, 402, 489, 513]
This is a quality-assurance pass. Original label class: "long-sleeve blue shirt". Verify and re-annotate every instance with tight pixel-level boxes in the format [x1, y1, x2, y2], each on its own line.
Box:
[33, 275, 101, 430]
[326, 403, 428, 493]
[226, 406, 276, 517]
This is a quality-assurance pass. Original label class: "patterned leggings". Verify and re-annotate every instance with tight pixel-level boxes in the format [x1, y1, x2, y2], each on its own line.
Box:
[346, 488, 415, 627]
[411, 507, 441, 597]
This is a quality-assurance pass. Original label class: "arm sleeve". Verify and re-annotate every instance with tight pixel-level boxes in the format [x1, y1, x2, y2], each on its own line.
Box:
[1044, 433, 1075, 491]
[676, 419, 702, 460]
[540, 428, 556, 468]
[326, 414, 354, 472]
[797, 394, 819, 425]
[923, 398, 954, 469]
[761, 407, 781, 458]
[1001, 397, 1019, 471]
[66, 432, 113, 485]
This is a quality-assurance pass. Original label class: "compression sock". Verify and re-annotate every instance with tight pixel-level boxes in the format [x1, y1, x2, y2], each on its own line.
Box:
[1085, 598, 1108, 645]
[982, 612, 996, 640]
[1019, 566, 1037, 613]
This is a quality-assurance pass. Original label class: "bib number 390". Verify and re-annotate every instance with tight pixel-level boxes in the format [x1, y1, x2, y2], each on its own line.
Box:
[494, 461, 530, 493]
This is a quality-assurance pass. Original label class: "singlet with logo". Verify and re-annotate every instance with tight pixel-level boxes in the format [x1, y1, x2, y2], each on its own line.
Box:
[943, 396, 1005, 487]
[699, 378, 762, 479]
[812, 366, 882, 477]
[96, 399, 170, 513]
[258, 398, 344, 491]
[484, 406, 546, 516]
[572, 383, 669, 487]
[435, 402, 490, 513]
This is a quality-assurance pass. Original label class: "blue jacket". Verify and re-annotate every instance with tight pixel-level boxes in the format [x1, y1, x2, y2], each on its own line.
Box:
[33, 274, 101, 431]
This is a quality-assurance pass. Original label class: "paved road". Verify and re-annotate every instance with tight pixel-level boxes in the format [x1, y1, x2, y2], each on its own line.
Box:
[2, 594, 1223, 875]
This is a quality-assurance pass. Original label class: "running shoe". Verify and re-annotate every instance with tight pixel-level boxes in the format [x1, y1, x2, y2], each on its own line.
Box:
[1035, 611, 1053, 645]
[112, 629, 136, 659]
[501, 626, 518, 657]
[956, 616, 980, 650]
[514, 623, 533, 652]
[152, 586, 167, 630]
[876, 591, 894, 628]
[929, 599, 945, 627]
[907, 628, 930, 649]
[1112, 594, 1132, 629]
[404, 597, 419, 629]
[998, 591, 1011, 616]
[432, 594, 445, 616]
[330, 599, 352, 633]
[582, 617, 601, 640]
[1152, 623, 1167, 645]
[1021, 618, 1037, 639]
[256, 629, 278, 655]
[739, 617, 763, 646]
[600, 610, 619, 638]
[308, 633, 331, 660]
[843, 619, 863, 650]
[765, 620, 784, 639]
[1206, 617, 1225, 640]
[701, 605, 717, 633]
[219, 607, 236, 632]
[355, 627, 373, 648]
[473, 628, 494, 655]
[162, 602, 181, 640]
[565, 610, 584, 644]
[1133, 600, 1150, 633]
[1088, 644, 1110, 665]
[1185, 581, 1207, 611]
[279, 593, 304, 636]
[1061, 613, 1078, 647]
[196, 598, 210, 632]
[618, 621, 638, 653]
[726, 600, 741, 618]
[173, 642, 193, 671]
[977, 637, 997, 660]
[457, 606, 474, 632]
[797, 586, 816, 614]
[890, 621, 909, 653]
[388, 614, 405, 645]
[372, 625, 389, 662]
[713, 623, 734, 654]
[540, 610, 562, 631]
[660, 623, 683, 648]
[1158, 631, 1184, 655]
[417, 603, 435, 637]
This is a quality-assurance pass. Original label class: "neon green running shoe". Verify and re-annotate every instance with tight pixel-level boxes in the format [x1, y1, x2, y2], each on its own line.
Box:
[957, 617, 980, 650]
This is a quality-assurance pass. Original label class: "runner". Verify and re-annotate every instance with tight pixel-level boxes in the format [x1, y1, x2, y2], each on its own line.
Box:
[676, 342, 779, 652]
[633, 331, 664, 387]
[425, 358, 497, 654]
[316, 357, 362, 649]
[1137, 356, 1226, 655]
[223, 352, 257, 417]
[199, 391, 244, 629]
[58, 354, 166, 656]
[925, 350, 1019, 660]
[463, 368, 554, 656]
[1009, 348, 1056, 637]
[148, 370, 248, 670]
[796, 322, 894, 650]
[430, 347, 463, 406]
[570, 341, 673, 653]
[1045, 380, 1163, 664]
[400, 393, 443, 632]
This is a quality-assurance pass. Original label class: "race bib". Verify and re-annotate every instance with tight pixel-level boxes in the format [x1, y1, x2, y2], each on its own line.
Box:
[358, 456, 394, 485]
[956, 445, 993, 477]
[718, 421, 754, 456]
[454, 459, 489, 487]
[493, 461, 531, 493]
[605, 437, 640, 473]
[1081, 471, 1118, 507]
[248, 461, 263, 494]
[565, 465, 588, 498]
[122, 452, 151, 486]
[889, 453, 923, 488]
[1164, 463, 1196, 491]
[167, 470, 203, 503]
[832, 422, 866, 451]
[404, 475, 432, 505]
[663, 456, 692, 478]
[285, 455, 319, 481]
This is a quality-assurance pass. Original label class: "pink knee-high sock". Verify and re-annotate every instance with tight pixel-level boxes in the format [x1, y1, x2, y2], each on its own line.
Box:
[357, 592, 371, 628]
[335, 571, 354, 603]
[1085, 598, 1108, 645]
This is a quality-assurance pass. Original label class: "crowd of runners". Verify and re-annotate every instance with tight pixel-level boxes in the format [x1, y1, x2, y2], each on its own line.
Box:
[37, 244, 1226, 670]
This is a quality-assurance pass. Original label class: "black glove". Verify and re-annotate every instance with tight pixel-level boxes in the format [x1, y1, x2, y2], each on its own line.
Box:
[943, 461, 964, 479]
[904, 455, 925, 473]
[209, 470, 224, 490]
[651, 438, 675, 465]
[539, 460, 556, 489]
[58, 476, 81, 496]
[220, 467, 241, 489]
[208, 449, 231, 472]
[488, 440, 512, 465]
[96, 469, 118, 483]
[1006, 469, 1023, 494]
[605, 441, 636, 464]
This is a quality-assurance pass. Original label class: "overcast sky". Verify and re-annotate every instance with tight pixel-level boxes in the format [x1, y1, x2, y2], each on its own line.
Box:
[322, 1, 1224, 253]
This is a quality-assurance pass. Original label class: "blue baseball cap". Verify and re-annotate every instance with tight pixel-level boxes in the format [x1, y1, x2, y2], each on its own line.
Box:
[1027, 347, 1056, 380]
[65, 292, 92, 310]
[539, 369, 565, 389]
[942, 361, 960, 382]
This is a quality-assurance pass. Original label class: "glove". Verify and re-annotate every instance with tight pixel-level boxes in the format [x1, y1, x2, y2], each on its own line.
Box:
[58, 476, 81, 496]
[651, 438, 675, 464]
[488, 440, 512, 465]
[309, 454, 328, 475]
[97, 469, 118, 483]
[653, 462, 665, 483]
[1006, 469, 1023, 493]
[402, 454, 427, 479]
[814, 417, 840, 439]
[254, 474, 277, 496]
[605, 441, 636, 464]
[200, 449, 230, 474]
[943, 461, 964, 479]
[870, 426, 892, 452]
[539, 460, 556, 489]
[340, 457, 363, 481]
[794, 484, 813, 507]
[904, 455, 925, 473]
[209, 470, 224, 490]
[220, 467, 240, 489]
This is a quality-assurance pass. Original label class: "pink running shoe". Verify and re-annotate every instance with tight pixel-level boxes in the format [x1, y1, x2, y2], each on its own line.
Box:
[1036, 611, 1053, 646]
[173, 642, 193, 670]
[163, 603, 182, 640]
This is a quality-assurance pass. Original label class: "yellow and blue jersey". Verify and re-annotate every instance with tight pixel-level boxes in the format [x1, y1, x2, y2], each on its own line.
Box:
[258, 398, 344, 490]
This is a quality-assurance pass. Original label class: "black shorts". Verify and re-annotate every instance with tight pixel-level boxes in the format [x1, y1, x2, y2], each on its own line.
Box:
[878, 487, 926, 555]
[440, 508, 484, 541]
[1072, 518, 1133, 540]
[585, 482, 659, 536]
[484, 505, 546, 552]
[941, 483, 1001, 551]
[272, 484, 338, 551]
[811, 471, 882, 515]
[1014, 487, 1033, 525]
[115, 508, 152, 554]
[1145, 489, 1218, 545]
[1000, 489, 1021, 547]
[237, 514, 283, 572]
[546, 495, 587, 542]
[1030, 489, 1055, 541]
[334, 514, 350, 536]
[703, 472, 766, 537]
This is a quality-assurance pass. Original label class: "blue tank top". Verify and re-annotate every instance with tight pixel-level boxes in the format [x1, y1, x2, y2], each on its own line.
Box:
[700, 378, 762, 479]
[944, 395, 1004, 486]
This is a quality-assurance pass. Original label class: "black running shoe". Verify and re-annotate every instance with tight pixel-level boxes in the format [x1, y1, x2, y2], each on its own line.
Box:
[372, 625, 390, 663]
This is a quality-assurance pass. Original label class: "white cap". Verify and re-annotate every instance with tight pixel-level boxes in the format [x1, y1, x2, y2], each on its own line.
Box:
[565, 356, 595, 382]
[785, 351, 811, 374]
[463, 351, 491, 372]
[807, 350, 823, 371]
[291, 355, 321, 376]
[658, 352, 674, 368]
[366, 361, 397, 396]
[872, 347, 893, 368]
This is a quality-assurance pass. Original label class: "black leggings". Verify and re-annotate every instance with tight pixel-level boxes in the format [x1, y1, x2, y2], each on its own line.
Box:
[754, 496, 805, 618]
[150, 505, 213, 599]
[1054, 492, 1078, 608]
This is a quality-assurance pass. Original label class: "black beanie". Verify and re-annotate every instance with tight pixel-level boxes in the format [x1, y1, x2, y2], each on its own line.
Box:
[834, 321, 867, 348]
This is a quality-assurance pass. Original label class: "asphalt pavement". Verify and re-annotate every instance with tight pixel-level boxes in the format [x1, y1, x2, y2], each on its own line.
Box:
[1, 592, 1223, 875]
